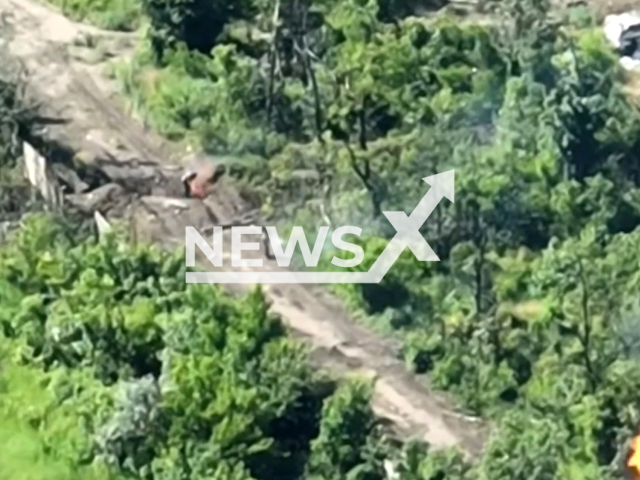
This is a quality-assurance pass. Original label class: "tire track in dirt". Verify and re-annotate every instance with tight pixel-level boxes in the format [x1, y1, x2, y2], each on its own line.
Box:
[0, 0, 488, 457]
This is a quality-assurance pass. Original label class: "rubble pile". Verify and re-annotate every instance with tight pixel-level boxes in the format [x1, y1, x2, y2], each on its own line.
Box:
[604, 11, 640, 70]
[8, 138, 260, 246]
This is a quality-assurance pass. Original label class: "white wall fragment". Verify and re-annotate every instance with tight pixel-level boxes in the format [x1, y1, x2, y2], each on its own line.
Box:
[604, 12, 640, 48]
[94, 210, 112, 238]
[604, 11, 640, 70]
[22, 141, 63, 209]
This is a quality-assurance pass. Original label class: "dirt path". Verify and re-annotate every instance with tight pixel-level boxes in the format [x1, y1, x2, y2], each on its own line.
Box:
[0, 0, 487, 457]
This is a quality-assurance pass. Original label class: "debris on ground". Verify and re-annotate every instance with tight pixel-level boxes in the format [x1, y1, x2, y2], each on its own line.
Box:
[19, 138, 261, 244]
[181, 158, 227, 200]
[94, 210, 111, 237]
[604, 11, 640, 69]
[22, 140, 63, 209]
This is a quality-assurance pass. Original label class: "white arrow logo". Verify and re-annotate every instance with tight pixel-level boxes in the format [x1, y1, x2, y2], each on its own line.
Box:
[186, 170, 454, 284]
[363, 170, 454, 282]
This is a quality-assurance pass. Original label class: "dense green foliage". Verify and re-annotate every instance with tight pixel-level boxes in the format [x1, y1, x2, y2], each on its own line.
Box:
[0, 214, 411, 480]
[21, 0, 640, 477]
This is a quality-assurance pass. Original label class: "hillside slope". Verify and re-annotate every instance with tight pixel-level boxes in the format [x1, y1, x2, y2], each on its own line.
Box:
[0, 0, 487, 456]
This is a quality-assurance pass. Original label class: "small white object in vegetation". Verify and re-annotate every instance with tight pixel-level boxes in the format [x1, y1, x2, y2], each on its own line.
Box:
[604, 11, 640, 70]
[604, 12, 640, 48]
[94, 211, 111, 238]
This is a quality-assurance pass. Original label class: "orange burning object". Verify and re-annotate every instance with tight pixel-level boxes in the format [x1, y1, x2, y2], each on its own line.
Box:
[628, 436, 640, 479]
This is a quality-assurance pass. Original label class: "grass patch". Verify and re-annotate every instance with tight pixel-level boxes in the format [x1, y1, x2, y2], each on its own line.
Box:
[46, 0, 142, 31]
[109, 45, 282, 156]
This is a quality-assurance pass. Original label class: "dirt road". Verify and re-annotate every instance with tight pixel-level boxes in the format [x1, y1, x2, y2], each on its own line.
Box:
[0, 0, 487, 456]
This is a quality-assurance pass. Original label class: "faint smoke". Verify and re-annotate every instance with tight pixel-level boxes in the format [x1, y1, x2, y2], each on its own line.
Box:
[616, 303, 640, 362]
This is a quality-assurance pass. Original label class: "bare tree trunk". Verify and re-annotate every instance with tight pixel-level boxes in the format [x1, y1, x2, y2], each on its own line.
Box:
[344, 142, 381, 218]
[319, 179, 333, 227]
[358, 97, 367, 150]
[291, 0, 324, 143]
[265, 0, 281, 125]
[577, 260, 597, 391]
